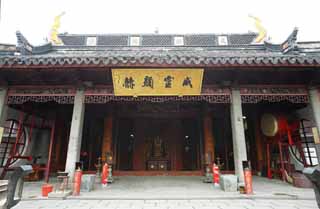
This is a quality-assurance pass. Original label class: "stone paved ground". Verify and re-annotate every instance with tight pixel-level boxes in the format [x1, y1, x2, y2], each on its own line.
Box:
[13, 199, 319, 209]
[21, 176, 316, 199]
[13, 176, 318, 209]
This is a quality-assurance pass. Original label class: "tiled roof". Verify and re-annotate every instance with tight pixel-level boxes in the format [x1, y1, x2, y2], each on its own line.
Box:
[97, 35, 128, 46]
[228, 34, 257, 45]
[58, 33, 257, 47]
[0, 44, 16, 56]
[1, 48, 320, 67]
[59, 35, 86, 46]
[1, 29, 320, 67]
[184, 35, 217, 46]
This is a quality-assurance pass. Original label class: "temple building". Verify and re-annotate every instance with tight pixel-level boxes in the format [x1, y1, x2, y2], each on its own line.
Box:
[0, 29, 319, 186]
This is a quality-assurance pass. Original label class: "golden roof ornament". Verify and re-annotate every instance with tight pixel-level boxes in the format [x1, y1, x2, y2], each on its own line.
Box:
[49, 12, 65, 45]
[249, 15, 267, 43]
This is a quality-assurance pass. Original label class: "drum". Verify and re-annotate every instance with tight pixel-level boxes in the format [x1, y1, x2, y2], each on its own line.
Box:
[260, 113, 288, 137]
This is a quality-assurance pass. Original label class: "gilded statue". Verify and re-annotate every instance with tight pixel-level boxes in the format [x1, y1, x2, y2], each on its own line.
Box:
[249, 15, 267, 43]
[153, 136, 164, 158]
[146, 136, 167, 159]
[50, 12, 65, 45]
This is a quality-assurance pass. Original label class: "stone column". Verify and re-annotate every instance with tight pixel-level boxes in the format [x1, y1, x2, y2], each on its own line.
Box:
[308, 87, 320, 163]
[230, 88, 247, 185]
[65, 89, 85, 180]
[0, 88, 8, 125]
[101, 115, 113, 162]
[203, 114, 215, 164]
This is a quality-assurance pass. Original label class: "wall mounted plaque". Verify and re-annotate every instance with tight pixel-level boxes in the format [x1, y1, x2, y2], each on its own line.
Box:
[112, 68, 203, 96]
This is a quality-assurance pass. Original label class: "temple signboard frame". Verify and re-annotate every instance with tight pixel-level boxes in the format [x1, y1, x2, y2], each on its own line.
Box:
[112, 68, 204, 96]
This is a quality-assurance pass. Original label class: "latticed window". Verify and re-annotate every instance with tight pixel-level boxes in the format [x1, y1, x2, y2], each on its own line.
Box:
[0, 119, 27, 167]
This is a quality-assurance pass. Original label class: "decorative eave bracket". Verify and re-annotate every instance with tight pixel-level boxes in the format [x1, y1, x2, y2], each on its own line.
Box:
[16, 31, 52, 55]
[264, 28, 299, 54]
[280, 27, 299, 54]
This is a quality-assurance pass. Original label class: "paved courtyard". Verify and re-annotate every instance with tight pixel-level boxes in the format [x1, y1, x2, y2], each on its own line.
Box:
[12, 176, 319, 209]
[13, 199, 319, 209]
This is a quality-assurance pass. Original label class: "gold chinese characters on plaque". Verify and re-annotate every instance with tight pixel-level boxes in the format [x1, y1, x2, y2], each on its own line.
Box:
[112, 68, 204, 96]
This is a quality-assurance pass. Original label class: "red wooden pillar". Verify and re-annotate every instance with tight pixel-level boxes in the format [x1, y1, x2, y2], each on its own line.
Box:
[45, 119, 56, 183]
[102, 115, 113, 162]
[203, 114, 215, 164]
[254, 116, 264, 174]
[266, 143, 272, 179]
[53, 118, 63, 172]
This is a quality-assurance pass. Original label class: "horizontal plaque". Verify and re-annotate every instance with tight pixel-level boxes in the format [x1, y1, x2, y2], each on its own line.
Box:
[112, 68, 203, 96]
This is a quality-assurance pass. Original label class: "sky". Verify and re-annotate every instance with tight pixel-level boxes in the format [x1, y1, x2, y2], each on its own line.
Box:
[0, 0, 320, 45]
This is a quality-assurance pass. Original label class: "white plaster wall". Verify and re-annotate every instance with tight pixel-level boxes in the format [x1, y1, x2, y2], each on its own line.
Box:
[295, 105, 317, 124]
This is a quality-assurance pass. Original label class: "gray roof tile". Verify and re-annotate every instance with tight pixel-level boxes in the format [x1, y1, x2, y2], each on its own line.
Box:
[58, 33, 257, 47]
[97, 35, 128, 46]
[59, 35, 86, 45]
[1, 30, 320, 67]
[184, 35, 217, 46]
[141, 35, 172, 46]
[228, 34, 256, 45]
[1, 48, 320, 67]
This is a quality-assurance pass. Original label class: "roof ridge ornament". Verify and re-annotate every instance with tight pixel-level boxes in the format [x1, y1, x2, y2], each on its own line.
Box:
[49, 12, 65, 45]
[249, 15, 267, 44]
[16, 31, 52, 55]
[263, 28, 299, 54]
[280, 27, 299, 54]
[16, 31, 33, 55]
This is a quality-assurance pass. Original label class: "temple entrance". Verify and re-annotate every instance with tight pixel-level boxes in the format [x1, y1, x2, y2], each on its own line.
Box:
[116, 117, 201, 172]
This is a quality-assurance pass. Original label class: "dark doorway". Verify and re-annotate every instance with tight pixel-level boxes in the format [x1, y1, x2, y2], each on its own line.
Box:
[181, 119, 201, 170]
[117, 119, 135, 170]
[116, 118, 201, 171]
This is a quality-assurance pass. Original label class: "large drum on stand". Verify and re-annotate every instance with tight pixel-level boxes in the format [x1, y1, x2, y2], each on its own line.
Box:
[260, 113, 306, 181]
[261, 113, 291, 180]
[261, 113, 288, 137]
